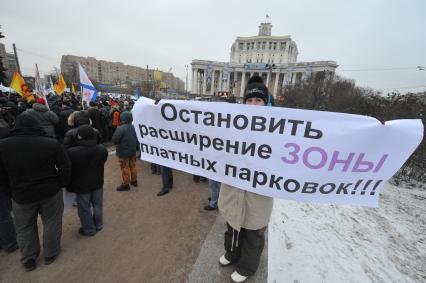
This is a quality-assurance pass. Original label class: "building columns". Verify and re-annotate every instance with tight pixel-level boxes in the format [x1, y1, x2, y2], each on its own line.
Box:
[226, 71, 231, 91]
[202, 69, 207, 94]
[218, 70, 223, 91]
[266, 71, 270, 87]
[198, 70, 203, 94]
[273, 72, 279, 97]
[240, 71, 246, 97]
[291, 72, 296, 84]
[191, 68, 196, 93]
[210, 70, 215, 95]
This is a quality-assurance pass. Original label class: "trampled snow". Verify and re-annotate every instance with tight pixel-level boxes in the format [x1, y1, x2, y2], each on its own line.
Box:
[268, 183, 425, 283]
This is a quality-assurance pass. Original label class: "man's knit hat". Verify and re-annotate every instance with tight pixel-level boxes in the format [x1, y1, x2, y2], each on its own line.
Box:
[77, 125, 95, 141]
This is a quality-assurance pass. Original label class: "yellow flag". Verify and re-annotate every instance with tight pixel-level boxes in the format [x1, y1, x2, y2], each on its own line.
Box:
[10, 71, 35, 102]
[54, 74, 67, 95]
[71, 83, 75, 93]
[154, 70, 162, 81]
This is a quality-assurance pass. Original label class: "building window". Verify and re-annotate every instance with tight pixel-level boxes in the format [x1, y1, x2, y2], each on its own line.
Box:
[239, 42, 244, 50]
[269, 42, 272, 49]
[280, 42, 286, 50]
[256, 42, 260, 50]
[273, 42, 277, 50]
[262, 42, 266, 50]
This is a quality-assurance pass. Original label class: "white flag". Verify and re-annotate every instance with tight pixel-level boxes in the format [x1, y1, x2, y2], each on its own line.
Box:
[79, 63, 98, 105]
[48, 77, 55, 95]
[35, 64, 50, 109]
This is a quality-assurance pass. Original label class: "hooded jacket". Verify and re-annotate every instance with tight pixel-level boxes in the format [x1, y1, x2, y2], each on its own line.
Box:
[25, 102, 59, 138]
[111, 111, 137, 158]
[0, 113, 71, 203]
[67, 139, 108, 194]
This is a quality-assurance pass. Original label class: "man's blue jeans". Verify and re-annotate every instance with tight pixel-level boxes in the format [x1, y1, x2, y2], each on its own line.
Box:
[76, 188, 103, 235]
[208, 180, 221, 208]
[0, 190, 17, 251]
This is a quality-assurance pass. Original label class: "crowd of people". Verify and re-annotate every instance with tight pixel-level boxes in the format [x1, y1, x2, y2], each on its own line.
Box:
[0, 75, 273, 283]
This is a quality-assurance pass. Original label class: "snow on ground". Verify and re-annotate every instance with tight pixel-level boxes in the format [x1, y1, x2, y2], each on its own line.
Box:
[268, 183, 426, 283]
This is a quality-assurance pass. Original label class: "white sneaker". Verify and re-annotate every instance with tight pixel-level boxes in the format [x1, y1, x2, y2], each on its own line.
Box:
[219, 255, 231, 266]
[231, 271, 249, 283]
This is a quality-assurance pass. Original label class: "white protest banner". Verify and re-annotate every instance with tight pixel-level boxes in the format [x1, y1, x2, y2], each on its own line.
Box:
[132, 97, 423, 207]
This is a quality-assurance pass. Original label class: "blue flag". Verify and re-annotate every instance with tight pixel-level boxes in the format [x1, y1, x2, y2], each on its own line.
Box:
[79, 64, 98, 103]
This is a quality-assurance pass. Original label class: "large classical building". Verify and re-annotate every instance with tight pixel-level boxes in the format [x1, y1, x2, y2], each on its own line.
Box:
[60, 55, 184, 91]
[191, 22, 338, 97]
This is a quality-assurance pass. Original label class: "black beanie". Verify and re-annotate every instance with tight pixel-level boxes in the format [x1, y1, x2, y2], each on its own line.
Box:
[243, 77, 269, 104]
[247, 75, 264, 84]
[77, 125, 95, 141]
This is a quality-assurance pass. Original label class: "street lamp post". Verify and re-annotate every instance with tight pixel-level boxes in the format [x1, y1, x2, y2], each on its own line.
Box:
[185, 65, 189, 97]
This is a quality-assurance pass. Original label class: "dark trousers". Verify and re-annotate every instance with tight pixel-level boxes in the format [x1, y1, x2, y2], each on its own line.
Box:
[12, 191, 63, 263]
[0, 191, 17, 251]
[224, 223, 266, 277]
[150, 163, 161, 175]
[161, 166, 173, 189]
[77, 188, 103, 235]
[193, 175, 207, 183]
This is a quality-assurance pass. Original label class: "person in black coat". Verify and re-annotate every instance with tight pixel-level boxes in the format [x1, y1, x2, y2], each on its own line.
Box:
[63, 110, 101, 149]
[56, 101, 75, 142]
[0, 113, 71, 271]
[87, 101, 102, 131]
[67, 125, 108, 236]
[0, 122, 18, 255]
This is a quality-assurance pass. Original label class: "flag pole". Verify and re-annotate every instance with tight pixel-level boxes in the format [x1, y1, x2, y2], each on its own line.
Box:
[80, 86, 84, 110]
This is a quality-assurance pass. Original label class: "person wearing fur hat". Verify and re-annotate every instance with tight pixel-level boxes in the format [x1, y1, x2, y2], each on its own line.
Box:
[24, 97, 59, 138]
[218, 76, 273, 283]
[63, 110, 102, 149]
[66, 125, 108, 236]
[0, 113, 71, 271]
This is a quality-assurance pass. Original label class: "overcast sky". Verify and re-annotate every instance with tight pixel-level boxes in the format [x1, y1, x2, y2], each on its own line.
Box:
[1, 0, 425, 93]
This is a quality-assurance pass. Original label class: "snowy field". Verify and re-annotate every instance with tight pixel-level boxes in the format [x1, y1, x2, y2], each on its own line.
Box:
[268, 182, 425, 283]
